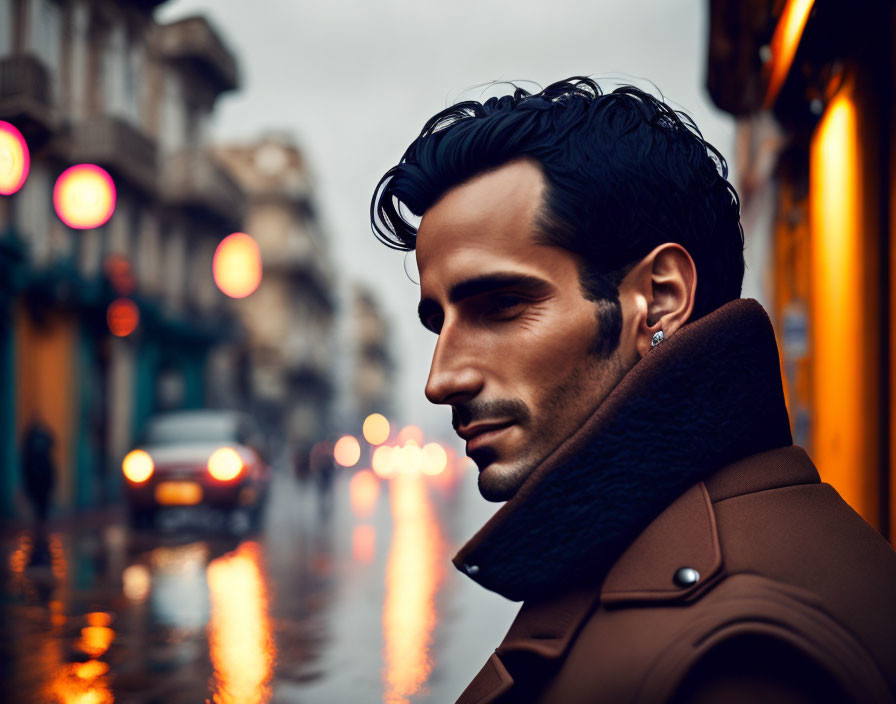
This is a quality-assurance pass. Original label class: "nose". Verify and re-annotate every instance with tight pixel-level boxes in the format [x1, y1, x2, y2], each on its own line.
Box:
[424, 326, 484, 405]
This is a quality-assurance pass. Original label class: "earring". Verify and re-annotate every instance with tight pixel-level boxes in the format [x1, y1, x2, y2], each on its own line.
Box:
[651, 330, 665, 348]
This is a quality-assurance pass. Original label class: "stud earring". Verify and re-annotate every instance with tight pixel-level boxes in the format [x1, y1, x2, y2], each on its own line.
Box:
[651, 330, 665, 348]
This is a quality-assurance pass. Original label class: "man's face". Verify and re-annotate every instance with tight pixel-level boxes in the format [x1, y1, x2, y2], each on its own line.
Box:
[416, 159, 629, 501]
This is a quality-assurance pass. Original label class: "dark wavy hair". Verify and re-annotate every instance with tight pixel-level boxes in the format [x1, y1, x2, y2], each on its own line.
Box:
[371, 77, 744, 353]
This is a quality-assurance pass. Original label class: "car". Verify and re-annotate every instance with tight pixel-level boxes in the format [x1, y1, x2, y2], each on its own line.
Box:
[122, 410, 271, 530]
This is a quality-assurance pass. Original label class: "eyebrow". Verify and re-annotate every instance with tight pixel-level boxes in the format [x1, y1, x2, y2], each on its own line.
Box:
[417, 272, 551, 329]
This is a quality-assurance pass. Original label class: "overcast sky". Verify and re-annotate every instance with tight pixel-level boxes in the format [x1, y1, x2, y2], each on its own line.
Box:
[158, 0, 736, 438]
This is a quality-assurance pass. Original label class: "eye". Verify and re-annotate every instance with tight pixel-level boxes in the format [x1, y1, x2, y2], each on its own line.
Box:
[486, 294, 526, 319]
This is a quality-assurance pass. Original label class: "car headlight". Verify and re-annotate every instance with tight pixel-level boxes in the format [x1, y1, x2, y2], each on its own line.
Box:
[208, 447, 243, 481]
[123, 449, 154, 483]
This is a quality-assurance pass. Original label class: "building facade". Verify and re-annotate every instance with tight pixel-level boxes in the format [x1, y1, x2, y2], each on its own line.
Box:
[349, 284, 393, 428]
[0, 0, 244, 517]
[707, 0, 894, 541]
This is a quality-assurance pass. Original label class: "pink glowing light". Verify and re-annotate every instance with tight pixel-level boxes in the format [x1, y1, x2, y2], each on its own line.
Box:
[54, 164, 117, 229]
[0, 121, 30, 196]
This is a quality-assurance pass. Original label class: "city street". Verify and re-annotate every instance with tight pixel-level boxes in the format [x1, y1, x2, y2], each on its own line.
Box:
[1, 465, 518, 704]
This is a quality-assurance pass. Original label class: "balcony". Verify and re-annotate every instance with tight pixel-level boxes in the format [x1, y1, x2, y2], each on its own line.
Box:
[68, 115, 158, 194]
[161, 149, 246, 226]
[155, 17, 239, 96]
[0, 54, 56, 138]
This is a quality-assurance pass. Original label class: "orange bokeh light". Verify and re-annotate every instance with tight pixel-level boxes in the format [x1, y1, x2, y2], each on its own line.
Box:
[421, 443, 448, 476]
[372, 445, 396, 479]
[54, 164, 116, 229]
[396, 441, 423, 475]
[0, 121, 30, 195]
[362, 413, 390, 445]
[396, 425, 424, 446]
[107, 298, 139, 337]
[213, 232, 263, 299]
[78, 624, 115, 659]
[334, 435, 361, 467]
[350, 469, 380, 517]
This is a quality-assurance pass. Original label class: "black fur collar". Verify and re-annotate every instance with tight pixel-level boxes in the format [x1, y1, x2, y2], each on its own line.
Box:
[452, 298, 793, 602]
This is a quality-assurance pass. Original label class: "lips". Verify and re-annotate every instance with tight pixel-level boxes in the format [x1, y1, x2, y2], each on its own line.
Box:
[457, 421, 515, 453]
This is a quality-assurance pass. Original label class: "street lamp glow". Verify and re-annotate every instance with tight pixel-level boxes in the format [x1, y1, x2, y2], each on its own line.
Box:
[334, 435, 361, 467]
[362, 413, 390, 445]
[213, 232, 262, 299]
[54, 164, 116, 229]
[0, 121, 29, 195]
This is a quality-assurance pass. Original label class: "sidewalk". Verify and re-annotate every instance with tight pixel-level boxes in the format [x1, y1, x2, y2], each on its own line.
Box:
[0, 504, 127, 539]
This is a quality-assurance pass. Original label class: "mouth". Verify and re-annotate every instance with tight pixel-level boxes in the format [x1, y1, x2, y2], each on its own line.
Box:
[457, 421, 515, 453]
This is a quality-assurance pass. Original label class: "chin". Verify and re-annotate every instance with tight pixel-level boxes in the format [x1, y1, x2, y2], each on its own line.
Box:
[476, 457, 530, 503]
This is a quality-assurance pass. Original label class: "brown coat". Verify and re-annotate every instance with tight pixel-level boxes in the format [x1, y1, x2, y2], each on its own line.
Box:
[453, 300, 896, 703]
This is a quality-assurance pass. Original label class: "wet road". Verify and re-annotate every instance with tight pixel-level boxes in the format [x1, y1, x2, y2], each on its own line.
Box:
[1, 465, 519, 703]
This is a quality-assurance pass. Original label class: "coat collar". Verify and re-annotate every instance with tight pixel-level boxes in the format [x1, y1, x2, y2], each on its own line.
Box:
[455, 446, 821, 704]
[453, 298, 793, 602]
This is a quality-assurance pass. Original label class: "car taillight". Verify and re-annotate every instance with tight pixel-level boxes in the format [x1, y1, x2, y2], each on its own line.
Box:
[122, 449, 154, 483]
[208, 447, 243, 481]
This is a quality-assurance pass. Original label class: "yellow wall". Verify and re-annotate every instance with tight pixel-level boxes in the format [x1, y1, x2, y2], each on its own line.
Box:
[808, 82, 881, 528]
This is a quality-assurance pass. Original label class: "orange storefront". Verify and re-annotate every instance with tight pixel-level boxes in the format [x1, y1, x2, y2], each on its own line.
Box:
[15, 303, 78, 510]
[707, 0, 895, 540]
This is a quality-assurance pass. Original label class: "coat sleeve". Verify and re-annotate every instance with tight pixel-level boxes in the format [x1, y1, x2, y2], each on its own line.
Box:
[668, 633, 853, 704]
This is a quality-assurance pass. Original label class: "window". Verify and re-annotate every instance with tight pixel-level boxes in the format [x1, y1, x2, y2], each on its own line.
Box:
[0, 0, 12, 56]
[102, 23, 127, 117]
[69, 2, 90, 120]
[160, 74, 186, 152]
[27, 0, 62, 102]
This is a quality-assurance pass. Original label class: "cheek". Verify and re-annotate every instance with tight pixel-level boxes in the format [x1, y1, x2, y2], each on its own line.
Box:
[509, 310, 598, 390]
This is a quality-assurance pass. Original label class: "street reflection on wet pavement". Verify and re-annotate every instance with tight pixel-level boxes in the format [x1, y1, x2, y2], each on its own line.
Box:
[1, 467, 517, 703]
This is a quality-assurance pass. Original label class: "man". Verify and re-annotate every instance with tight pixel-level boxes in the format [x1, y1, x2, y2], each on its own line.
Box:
[371, 79, 896, 703]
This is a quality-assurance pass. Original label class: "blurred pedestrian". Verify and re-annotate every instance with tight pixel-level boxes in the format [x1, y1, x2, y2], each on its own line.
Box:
[21, 416, 56, 566]
[309, 440, 334, 518]
[371, 78, 896, 703]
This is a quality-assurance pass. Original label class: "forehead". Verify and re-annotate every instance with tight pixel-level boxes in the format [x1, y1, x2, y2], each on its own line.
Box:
[415, 159, 552, 287]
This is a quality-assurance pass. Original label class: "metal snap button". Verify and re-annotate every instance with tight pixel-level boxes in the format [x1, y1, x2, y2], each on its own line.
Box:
[673, 567, 700, 587]
[464, 563, 480, 576]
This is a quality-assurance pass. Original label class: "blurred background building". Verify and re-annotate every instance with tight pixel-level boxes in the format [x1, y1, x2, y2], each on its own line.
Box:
[706, 0, 894, 540]
[214, 135, 336, 466]
[0, 0, 384, 519]
[348, 283, 394, 428]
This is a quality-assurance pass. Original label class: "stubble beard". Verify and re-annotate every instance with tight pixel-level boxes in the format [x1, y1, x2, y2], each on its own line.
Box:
[475, 349, 628, 502]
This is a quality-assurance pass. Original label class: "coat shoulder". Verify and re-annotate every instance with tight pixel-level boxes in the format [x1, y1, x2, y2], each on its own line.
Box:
[548, 572, 894, 704]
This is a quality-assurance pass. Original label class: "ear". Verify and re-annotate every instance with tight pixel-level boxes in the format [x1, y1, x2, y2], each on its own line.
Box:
[618, 243, 697, 360]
